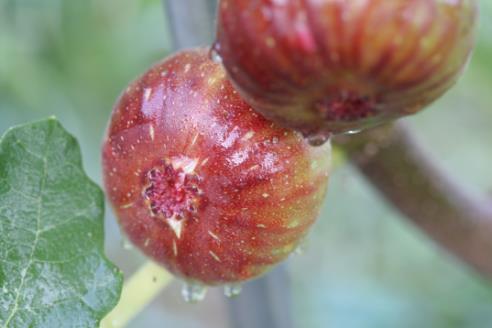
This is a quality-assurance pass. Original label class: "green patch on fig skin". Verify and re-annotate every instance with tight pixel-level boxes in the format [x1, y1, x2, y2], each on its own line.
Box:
[102, 48, 331, 285]
[287, 219, 301, 229]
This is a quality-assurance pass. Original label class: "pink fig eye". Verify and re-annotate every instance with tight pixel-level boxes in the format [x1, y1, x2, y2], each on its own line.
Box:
[142, 159, 202, 221]
[315, 92, 378, 122]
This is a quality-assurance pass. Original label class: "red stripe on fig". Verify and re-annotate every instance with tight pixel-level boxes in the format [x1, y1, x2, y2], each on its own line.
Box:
[216, 0, 477, 141]
[102, 49, 331, 285]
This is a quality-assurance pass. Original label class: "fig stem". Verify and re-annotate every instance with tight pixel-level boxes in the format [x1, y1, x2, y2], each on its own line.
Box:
[100, 261, 173, 328]
[336, 122, 492, 278]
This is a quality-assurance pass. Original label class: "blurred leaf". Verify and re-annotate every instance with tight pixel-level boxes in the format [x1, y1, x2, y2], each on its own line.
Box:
[0, 118, 122, 328]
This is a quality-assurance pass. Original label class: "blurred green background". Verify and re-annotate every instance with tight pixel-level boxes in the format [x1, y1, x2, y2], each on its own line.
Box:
[1, 1, 492, 327]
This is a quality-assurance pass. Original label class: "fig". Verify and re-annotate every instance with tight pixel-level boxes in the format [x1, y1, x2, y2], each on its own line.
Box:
[216, 0, 477, 142]
[102, 49, 331, 289]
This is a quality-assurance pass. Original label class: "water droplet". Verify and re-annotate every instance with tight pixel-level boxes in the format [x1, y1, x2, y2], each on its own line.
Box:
[209, 42, 223, 63]
[344, 129, 362, 135]
[121, 238, 134, 251]
[182, 282, 207, 303]
[224, 284, 242, 298]
[306, 132, 331, 146]
[293, 237, 308, 255]
[294, 245, 304, 255]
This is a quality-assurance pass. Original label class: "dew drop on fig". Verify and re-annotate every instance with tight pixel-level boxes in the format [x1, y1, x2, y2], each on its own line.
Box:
[294, 245, 304, 255]
[209, 42, 223, 63]
[182, 282, 207, 303]
[224, 284, 242, 298]
[121, 237, 134, 251]
[306, 132, 331, 147]
[344, 129, 362, 135]
[293, 237, 308, 255]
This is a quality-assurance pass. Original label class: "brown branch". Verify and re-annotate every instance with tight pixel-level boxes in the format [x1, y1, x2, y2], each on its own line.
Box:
[335, 122, 492, 278]
[164, 0, 217, 50]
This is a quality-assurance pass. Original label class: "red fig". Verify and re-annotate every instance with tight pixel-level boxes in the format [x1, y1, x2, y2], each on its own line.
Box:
[216, 0, 477, 142]
[102, 49, 331, 290]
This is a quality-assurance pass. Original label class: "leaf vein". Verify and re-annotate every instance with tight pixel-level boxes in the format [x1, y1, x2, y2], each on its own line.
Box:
[2, 155, 47, 328]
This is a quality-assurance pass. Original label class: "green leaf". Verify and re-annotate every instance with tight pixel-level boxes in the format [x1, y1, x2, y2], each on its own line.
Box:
[0, 118, 123, 328]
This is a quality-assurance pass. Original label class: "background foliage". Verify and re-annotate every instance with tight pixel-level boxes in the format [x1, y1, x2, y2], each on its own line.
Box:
[1, 0, 492, 327]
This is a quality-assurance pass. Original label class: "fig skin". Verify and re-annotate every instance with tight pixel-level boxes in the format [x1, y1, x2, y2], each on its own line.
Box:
[216, 0, 477, 140]
[102, 48, 331, 285]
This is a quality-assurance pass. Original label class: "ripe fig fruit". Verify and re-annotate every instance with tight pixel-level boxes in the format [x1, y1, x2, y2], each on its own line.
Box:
[216, 0, 477, 142]
[102, 49, 331, 286]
